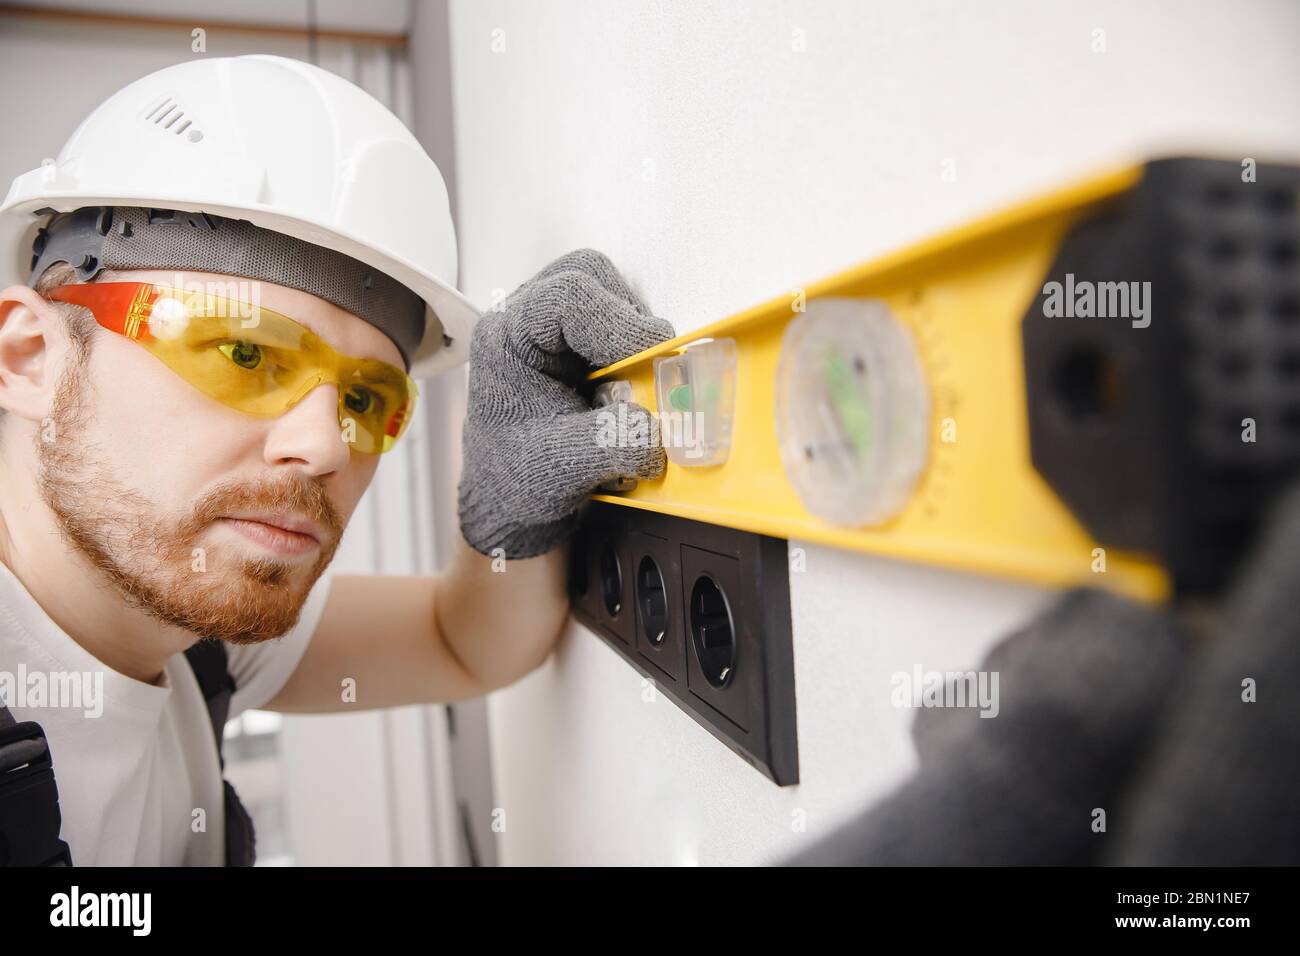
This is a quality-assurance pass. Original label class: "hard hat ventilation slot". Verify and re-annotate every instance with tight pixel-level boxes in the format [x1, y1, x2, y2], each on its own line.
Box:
[143, 95, 202, 142]
[145, 97, 175, 124]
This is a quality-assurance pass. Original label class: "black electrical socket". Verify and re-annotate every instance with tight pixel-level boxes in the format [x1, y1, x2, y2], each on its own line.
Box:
[681, 543, 749, 731]
[594, 526, 633, 646]
[631, 531, 686, 685]
[569, 501, 798, 786]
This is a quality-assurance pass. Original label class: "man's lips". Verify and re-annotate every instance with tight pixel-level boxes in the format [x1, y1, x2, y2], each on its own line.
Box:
[217, 513, 325, 556]
[224, 512, 324, 541]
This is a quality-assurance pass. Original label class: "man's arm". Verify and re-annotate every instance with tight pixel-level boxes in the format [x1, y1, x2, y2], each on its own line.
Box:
[263, 536, 570, 712]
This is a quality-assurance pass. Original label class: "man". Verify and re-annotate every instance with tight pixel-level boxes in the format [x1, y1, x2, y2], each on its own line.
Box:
[0, 55, 671, 865]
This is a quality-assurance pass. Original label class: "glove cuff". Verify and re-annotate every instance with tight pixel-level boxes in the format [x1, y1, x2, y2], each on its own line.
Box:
[459, 510, 579, 561]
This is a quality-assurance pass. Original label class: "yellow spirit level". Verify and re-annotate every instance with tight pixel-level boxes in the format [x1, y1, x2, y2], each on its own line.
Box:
[585, 157, 1300, 602]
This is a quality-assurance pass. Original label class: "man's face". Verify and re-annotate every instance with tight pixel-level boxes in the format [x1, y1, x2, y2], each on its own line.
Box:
[38, 269, 403, 644]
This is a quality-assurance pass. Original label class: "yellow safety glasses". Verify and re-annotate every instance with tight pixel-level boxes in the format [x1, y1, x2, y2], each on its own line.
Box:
[48, 282, 417, 454]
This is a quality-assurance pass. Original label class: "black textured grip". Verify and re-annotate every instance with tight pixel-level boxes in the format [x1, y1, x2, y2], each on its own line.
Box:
[1023, 157, 1300, 595]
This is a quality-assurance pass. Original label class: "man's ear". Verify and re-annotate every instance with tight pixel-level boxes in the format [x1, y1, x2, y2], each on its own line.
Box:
[0, 285, 63, 423]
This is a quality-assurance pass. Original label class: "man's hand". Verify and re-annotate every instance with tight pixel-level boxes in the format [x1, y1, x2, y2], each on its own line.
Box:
[457, 249, 675, 559]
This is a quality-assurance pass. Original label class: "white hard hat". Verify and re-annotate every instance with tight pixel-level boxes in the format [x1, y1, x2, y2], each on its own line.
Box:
[0, 54, 478, 377]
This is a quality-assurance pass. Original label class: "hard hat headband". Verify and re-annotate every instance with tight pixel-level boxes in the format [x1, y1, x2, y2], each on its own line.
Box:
[28, 206, 425, 372]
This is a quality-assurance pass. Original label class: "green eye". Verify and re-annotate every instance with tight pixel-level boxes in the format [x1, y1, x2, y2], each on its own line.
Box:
[219, 340, 262, 370]
[343, 385, 379, 416]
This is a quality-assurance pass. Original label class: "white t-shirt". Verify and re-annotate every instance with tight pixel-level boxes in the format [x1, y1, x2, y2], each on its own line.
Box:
[0, 558, 331, 866]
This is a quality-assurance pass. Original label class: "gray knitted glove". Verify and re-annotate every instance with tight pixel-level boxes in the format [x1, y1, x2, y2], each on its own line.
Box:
[457, 249, 674, 559]
[1107, 482, 1300, 865]
[784, 589, 1186, 866]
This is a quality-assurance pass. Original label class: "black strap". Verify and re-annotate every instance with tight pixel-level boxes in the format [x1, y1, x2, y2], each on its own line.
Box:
[183, 639, 258, 867]
[0, 706, 74, 866]
[0, 641, 255, 866]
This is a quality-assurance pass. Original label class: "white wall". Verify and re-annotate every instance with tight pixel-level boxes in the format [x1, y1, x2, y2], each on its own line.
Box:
[442, 0, 1300, 864]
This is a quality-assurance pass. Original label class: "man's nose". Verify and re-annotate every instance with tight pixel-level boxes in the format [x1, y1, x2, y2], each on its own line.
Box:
[262, 382, 351, 475]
